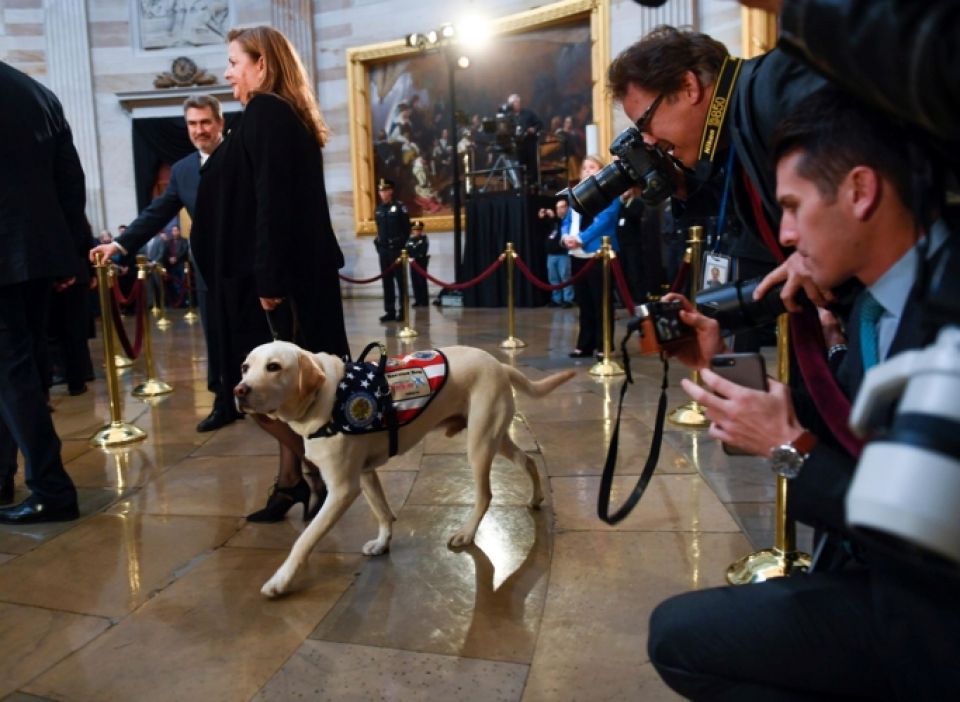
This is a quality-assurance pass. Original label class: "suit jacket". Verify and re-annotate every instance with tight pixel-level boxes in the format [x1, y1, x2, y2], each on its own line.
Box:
[789, 247, 945, 535]
[0, 61, 89, 285]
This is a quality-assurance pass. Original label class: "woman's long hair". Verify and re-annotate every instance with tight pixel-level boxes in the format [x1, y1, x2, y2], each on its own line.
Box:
[228, 26, 330, 147]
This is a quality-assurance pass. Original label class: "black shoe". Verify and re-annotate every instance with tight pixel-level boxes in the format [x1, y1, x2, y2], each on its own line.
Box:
[1, 477, 14, 506]
[246, 478, 311, 523]
[561, 302, 574, 309]
[305, 483, 328, 521]
[0, 496, 79, 525]
[50, 373, 67, 387]
[379, 312, 397, 322]
[545, 301, 560, 308]
[68, 384, 88, 396]
[197, 406, 243, 433]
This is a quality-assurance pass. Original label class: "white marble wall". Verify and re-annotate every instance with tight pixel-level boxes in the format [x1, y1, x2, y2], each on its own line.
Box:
[0, 0, 742, 298]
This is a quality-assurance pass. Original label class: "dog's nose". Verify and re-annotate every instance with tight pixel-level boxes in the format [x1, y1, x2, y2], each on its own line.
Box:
[234, 383, 250, 398]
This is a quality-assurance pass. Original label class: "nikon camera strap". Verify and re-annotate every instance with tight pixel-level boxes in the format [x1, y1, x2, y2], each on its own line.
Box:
[694, 56, 743, 184]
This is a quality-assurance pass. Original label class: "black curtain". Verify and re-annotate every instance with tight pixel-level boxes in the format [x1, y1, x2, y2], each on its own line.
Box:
[132, 113, 241, 212]
[462, 191, 555, 307]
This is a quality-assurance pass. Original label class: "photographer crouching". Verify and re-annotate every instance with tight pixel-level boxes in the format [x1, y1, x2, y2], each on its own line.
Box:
[644, 86, 959, 700]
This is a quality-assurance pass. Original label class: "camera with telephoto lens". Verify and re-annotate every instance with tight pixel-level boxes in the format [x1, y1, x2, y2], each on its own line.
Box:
[629, 299, 695, 356]
[480, 103, 518, 153]
[564, 127, 675, 217]
[695, 276, 810, 335]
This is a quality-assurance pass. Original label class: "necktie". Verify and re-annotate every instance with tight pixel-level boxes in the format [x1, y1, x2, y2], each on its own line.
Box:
[859, 291, 885, 371]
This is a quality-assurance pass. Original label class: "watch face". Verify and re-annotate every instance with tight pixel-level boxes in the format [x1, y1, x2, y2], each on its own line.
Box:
[770, 446, 803, 479]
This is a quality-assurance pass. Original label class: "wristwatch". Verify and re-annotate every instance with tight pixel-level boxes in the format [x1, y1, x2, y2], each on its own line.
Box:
[769, 431, 818, 479]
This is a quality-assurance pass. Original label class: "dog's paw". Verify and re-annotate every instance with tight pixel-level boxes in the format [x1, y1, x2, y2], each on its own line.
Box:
[447, 531, 475, 549]
[362, 538, 390, 556]
[261, 570, 292, 599]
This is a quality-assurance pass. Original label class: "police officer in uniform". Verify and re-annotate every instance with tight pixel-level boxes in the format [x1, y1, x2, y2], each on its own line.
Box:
[405, 220, 430, 307]
[374, 178, 410, 321]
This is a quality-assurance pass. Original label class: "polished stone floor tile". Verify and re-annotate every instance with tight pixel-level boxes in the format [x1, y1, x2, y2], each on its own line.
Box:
[513, 390, 608, 423]
[521, 531, 749, 702]
[311, 505, 551, 663]
[532, 419, 695, 477]
[252, 640, 529, 702]
[64, 443, 196, 489]
[406, 454, 550, 508]
[0, 554, 15, 566]
[0, 602, 110, 700]
[0, 488, 120, 555]
[2, 692, 56, 702]
[23, 548, 362, 702]
[110, 455, 279, 517]
[226, 471, 417, 553]
[190, 419, 277, 456]
[129, 407, 214, 446]
[421, 418, 538, 454]
[0, 513, 240, 618]
[551, 474, 742, 532]
[377, 438, 424, 471]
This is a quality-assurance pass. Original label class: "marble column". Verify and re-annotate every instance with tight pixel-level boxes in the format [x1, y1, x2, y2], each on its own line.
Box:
[271, 0, 316, 87]
[43, 0, 105, 233]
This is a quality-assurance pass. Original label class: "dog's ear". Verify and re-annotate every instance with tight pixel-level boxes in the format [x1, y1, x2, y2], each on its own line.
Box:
[297, 351, 325, 401]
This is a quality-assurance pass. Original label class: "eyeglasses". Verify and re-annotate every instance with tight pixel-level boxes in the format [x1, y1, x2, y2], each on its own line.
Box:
[635, 94, 664, 134]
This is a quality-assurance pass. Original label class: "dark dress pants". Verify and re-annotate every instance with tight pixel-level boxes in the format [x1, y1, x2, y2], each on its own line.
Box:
[379, 247, 405, 314]
[0, 280, 77, 506]
[411, 256, 429, 306]
[572, 256, 612, 354]
[49, 280, 93, 389]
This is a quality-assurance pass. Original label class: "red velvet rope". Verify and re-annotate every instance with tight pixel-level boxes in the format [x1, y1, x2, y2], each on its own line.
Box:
[409, 256, 505, 290]
[670, 260, 690, 294]
[609, 257, 637, 317]
[339, 259, 400, 284]
[513, 254, 598, 291]
[111, 275, 137, 306]
[109, 280, 145, 360]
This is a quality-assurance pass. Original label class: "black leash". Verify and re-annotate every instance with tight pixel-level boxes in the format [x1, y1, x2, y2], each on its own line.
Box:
[597, 326, 671, 525]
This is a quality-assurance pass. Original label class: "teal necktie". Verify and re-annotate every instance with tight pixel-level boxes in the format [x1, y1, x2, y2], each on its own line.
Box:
[860, 292, 885, 371]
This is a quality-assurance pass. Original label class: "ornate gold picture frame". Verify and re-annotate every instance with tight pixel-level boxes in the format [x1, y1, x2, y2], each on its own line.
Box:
[345, 0, 611, 235]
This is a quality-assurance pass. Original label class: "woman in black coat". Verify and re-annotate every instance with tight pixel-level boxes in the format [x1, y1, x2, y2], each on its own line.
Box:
[191, 26, 349, 522]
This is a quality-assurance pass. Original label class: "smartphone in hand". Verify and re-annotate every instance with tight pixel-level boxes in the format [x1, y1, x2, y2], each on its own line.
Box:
[709, 353, 768, 456]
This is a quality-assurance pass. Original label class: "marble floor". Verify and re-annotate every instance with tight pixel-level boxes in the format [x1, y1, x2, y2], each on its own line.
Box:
[0, 299, 796, 701]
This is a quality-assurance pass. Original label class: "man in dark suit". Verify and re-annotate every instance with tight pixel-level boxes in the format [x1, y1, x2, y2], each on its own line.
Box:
[91, 95, 237, 432]
[0, 61, 86, 523]
[647, 88, 959, 699]
[506, 94, 542, 188]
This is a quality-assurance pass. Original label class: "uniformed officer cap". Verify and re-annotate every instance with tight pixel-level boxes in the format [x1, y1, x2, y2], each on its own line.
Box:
[411, 220, 425, 230]
[377, 178, 395, 191]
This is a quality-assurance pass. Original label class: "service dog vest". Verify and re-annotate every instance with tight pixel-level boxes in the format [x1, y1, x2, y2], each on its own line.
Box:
[309, 344, 448, 455]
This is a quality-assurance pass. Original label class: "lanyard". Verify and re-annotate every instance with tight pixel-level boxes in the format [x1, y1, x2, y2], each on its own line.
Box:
[695, 56, 743, 183]
[713, 145, 736, 252]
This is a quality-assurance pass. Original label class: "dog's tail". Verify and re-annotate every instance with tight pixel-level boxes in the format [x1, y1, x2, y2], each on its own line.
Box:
[503, 365, 576, 398]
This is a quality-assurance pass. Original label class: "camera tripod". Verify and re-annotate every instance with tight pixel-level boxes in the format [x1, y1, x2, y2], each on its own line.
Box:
[480, 153, 523, 192]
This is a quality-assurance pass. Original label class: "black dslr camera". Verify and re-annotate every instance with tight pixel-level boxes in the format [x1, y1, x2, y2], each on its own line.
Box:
[565, 127, 675, 217]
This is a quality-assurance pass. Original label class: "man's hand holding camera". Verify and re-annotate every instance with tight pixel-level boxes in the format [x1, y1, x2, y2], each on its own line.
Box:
[659, 293, 728, 369]
[753, 251, 835, 312]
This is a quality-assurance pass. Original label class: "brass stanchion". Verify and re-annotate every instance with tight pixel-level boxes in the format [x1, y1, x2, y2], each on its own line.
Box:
[589, 236, 624, 377]
[155, 265, 172, 330]
[668, 226, 710, 426]
[499, 242, 527, 349]
[183, 260, 199, 324]
[106, 266, 135, 369]
[132, 255, 174, 398]
[397, 250, 418, 340]
[726, 314, 812, 584]
[89, 254, 148, 448]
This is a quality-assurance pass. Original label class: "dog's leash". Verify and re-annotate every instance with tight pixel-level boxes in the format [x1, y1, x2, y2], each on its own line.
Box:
[597, 329, 671, 525]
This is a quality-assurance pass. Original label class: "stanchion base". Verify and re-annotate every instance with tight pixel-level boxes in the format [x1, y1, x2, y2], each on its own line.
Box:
[726, 548, 812, 585]
[114, 356, 135, 369]
[133, 379, 174, 397]
[588, 359, 625, 377]
[89, 421, 147, 448]
[151, 307, 160, 317]
[183, 311, 199, 324]
[156, 318, 172, 330]
[667, 401, 710, 427]
[499, 337, 527, 349]
[398, 327, 419, 339]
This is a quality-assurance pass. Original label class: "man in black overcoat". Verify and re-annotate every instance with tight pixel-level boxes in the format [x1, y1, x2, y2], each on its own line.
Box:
[0, 61, 86, 524]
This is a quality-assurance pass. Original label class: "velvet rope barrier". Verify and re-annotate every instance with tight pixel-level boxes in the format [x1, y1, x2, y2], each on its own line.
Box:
[111, 272, 138, 306]
[409, 255, 505, 291]
[513, 254, 598, 292]
[669, 259, 690, 294]
[339, 259, 400, 285]
[109, 280, 146, 360]
[609, 257, 637, 317]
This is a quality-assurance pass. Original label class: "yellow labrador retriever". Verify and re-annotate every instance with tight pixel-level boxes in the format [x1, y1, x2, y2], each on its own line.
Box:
[235, 340, 575, 598]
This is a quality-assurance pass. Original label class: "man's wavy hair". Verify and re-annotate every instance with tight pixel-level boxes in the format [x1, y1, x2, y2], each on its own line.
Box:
[228, 26, 330, 147]
[606, 26, 729, 99]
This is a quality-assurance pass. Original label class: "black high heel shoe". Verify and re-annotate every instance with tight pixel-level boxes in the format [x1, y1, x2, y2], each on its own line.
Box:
[304, 483, 328, 521]
[246, 477, 310, 523]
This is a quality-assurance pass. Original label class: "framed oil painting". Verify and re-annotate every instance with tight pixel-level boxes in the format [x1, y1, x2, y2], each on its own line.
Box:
[346, 0, 612, 235]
